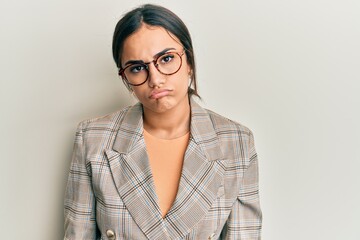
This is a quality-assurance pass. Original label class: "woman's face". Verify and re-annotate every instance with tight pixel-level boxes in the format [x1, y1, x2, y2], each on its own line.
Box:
[121, 24, 191, 114]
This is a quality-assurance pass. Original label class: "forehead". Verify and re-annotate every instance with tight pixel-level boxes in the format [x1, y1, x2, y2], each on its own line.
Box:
[122, 24, 183, 62]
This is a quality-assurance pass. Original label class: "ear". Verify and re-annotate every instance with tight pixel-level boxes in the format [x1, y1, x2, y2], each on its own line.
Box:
[187, 65, 192, 76]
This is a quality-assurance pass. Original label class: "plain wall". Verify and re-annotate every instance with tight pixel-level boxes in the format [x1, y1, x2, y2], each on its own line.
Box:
[1, 0, 359, 239]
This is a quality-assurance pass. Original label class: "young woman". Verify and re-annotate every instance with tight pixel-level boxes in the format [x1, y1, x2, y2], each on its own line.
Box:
[64, 4, 262, 240]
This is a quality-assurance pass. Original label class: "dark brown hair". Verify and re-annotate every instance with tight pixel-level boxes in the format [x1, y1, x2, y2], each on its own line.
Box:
[112, 4, 199, 98]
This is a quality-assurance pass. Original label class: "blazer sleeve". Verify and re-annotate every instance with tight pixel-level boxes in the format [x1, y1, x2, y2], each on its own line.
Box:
[220, 131, 262, 239]
[64, 122, 99, 240]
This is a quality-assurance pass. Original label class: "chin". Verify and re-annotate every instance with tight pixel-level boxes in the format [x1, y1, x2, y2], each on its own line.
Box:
[139, 96, 172, 112]
[152, 99, 175, 113]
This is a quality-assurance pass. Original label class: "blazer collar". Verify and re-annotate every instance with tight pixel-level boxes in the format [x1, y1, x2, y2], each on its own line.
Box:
[112, 97, 224, 161]
[112, 101, 143, 154]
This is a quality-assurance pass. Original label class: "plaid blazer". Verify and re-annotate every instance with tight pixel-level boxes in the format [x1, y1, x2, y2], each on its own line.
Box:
[64, 97, 262, 240]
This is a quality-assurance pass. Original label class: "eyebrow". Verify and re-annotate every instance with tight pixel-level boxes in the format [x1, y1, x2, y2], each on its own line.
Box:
[123, 47, 176, 67]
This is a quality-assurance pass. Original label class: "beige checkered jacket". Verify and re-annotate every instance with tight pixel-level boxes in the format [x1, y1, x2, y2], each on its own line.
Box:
[64, 97, 262, 240]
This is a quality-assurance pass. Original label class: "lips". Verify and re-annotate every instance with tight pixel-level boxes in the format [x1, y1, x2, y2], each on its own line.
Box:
[149, 89, 172, 99]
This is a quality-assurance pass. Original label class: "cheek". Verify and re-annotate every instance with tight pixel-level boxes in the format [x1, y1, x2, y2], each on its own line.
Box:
[132, 86, 148, 99]
[171, 72, 189, 90]
[178, 64, 191, 84]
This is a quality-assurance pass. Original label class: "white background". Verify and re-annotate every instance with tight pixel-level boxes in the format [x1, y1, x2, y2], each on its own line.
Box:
[1, 0, 359, 239]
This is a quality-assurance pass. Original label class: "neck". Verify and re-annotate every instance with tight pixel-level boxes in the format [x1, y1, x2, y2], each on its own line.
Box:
[143, 96, 191, 140]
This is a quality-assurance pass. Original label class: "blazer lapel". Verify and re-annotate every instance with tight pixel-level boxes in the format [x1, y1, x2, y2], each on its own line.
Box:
[105, 98, 225, 239]
[104, 103, 169, 239]
[163, 98, 225, 239]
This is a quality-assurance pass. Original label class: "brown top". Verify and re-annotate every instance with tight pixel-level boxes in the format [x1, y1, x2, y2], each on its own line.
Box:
[143, 128, 190, 218]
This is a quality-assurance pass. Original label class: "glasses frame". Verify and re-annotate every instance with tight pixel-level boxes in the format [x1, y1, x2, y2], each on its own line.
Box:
[118, 51, 185, 86]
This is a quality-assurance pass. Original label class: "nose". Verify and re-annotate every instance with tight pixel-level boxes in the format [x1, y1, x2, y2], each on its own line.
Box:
[147, 62, 165, 88]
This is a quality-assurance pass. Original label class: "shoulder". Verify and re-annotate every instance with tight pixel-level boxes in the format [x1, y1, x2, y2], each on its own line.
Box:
[72, 105, 137, 156]
[76, 105, 132, 133]
[202, 108, 256, 161]
[205, 108, 253, 139]
[190, 97, 255, 150]
[191, 98, 253, 139]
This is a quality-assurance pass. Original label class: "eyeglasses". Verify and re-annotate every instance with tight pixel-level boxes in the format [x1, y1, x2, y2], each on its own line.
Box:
[118, 51, 185, 86]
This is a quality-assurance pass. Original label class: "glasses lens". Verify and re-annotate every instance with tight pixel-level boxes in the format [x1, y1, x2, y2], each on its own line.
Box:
[123, 64, 148, 85]
[156, 52, 182, 75]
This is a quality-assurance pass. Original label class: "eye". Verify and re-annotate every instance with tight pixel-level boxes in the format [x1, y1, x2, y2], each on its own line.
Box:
[129, 64, 146, 74]
[159, 53, 175, 64]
